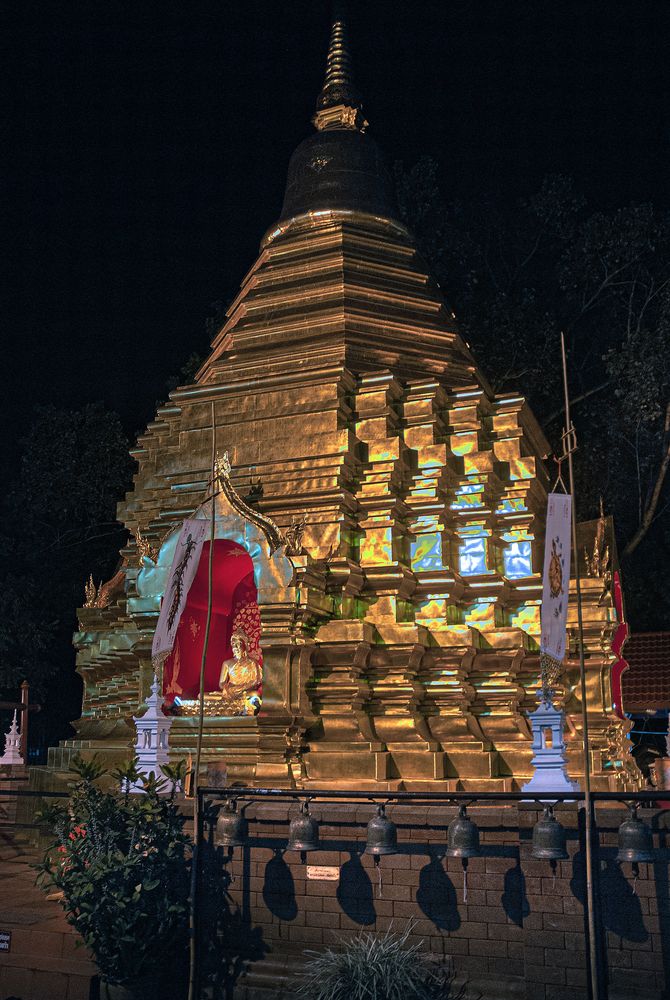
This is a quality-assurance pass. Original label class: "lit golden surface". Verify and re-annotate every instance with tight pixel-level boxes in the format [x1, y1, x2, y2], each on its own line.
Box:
[64, 207, 638, 792]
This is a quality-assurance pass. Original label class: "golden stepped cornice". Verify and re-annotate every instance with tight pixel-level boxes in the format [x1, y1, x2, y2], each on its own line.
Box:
[199, 214, 473, 389]
[171, 361, 353, 403]
[238, 275, 444, 320]
[262, 210, 412, 249]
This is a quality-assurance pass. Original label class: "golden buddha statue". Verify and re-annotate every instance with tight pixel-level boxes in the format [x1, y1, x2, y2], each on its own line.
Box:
[218, 628, 262, 716]
[175, 627, 262, 717]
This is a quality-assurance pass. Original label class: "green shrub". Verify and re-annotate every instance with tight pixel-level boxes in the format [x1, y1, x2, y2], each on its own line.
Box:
[35, 755, 190, 992]
[296, 923, 467, 1000]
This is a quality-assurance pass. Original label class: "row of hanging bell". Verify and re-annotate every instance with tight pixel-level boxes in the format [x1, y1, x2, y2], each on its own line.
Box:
[216, 801, 482, 857]
[530, 802, 656, 865]
[216, 798, 655, 867]
[215, 799, 323, 853]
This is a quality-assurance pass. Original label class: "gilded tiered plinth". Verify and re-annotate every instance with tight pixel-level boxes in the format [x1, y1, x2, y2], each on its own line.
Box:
[56, 7, 639, 792]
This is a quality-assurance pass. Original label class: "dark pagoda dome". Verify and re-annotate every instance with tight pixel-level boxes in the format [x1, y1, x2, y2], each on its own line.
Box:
[278, 4, 399, 225]
[280, 130, 397, 222]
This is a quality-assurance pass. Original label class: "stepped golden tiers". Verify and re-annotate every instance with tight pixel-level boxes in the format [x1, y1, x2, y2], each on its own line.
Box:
[60, 8, 639, 792]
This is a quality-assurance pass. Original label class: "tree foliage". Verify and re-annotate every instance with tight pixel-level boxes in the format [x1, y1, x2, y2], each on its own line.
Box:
[395, 160, 670, 629]
[0, 404, 134, 710]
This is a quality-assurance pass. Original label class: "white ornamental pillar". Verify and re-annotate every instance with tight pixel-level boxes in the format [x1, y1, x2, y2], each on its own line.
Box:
[0, 712, 24, 766]
[129, 675, 175, 793]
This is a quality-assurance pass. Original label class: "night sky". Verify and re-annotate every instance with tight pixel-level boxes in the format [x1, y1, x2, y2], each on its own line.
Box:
[6, 1, 670, 464]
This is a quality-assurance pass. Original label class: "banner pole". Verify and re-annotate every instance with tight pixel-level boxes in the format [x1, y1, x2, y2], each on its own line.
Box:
[188, 400, 217, 1000]
[561, 331, 600, 1000]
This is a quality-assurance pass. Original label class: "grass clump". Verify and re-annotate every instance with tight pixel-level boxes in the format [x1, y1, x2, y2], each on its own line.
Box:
[296, 923, 467, 1000]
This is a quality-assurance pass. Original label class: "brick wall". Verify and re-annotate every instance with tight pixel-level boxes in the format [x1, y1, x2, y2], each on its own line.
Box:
[206, 801, 670, 1000]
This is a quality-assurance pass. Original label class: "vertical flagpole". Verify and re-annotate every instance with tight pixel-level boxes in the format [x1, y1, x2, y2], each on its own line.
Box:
[561, 332, 600, 1000]
[188, 400, 217, 1000]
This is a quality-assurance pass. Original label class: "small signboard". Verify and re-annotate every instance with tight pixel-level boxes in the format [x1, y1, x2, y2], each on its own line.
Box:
[0, 931, 11, 953]
[306, 865, 339, 882]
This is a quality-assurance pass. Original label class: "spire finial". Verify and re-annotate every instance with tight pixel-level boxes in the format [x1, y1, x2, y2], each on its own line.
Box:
[313, 3, 368, 132]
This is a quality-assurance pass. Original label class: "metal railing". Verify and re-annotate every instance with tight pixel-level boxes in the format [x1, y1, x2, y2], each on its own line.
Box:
[193, 786, 669, 1000]
[198, 786, 667, 803]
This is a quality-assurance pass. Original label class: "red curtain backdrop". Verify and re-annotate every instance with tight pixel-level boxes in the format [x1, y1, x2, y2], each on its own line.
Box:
[162, 539, 262, 704]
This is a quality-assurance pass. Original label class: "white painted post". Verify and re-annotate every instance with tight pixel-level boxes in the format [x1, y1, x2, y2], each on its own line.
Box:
[522, 695, 580, 795]
[0, 712, 24, 766]
[128, 675, 175, 793]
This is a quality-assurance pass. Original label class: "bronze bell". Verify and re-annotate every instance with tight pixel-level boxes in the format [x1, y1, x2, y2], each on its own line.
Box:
[446, 804, 481, 858]
[364, 804, 397, 857]
[287, 801, 320, 853]
[531, 805, 568, 861]
[617, 807, 654, 864]
[215, 799, 247, 849]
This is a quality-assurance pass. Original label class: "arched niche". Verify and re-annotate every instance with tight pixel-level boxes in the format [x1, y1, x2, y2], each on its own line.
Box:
[162, 538, 261, 705]
[130, 457, 297, 715]
[132, 496, 295, 614]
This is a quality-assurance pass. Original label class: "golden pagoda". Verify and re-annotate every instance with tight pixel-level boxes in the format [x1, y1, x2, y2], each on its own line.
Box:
[55, 7, 639, 792]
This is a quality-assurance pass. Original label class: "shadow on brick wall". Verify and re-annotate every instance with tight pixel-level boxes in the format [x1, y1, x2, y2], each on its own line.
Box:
[263, 848, 298, 921]
[417, 851, 460, 931]
[599, 857, 648, 942]
[200, 842, 268, 1000]
[501, 857, 530, 927]
[337, 850, 376, 925]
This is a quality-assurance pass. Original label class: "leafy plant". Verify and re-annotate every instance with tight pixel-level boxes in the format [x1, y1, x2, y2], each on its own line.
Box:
[35, 754, 191, 993]
[295, 923, 467, 1000]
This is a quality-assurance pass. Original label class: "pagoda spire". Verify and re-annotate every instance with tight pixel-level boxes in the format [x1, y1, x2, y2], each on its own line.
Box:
[313, 2, 368, 132]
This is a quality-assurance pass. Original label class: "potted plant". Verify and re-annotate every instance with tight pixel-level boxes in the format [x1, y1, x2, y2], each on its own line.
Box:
[36, 754, 191, 1000]
[296, 924, 469, 1000]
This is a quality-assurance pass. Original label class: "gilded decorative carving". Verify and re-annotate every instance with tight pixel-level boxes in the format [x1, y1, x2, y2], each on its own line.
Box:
[134, 527, 158, 565]
[83, 574, 98, 608]
[215, 452, 284, 554]
[284, 515, 307, 557]
[95, 567, 126, 609]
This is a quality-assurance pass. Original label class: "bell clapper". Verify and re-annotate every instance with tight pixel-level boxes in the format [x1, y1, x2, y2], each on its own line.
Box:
[374, 855, 383, 898]
[446, 801, 481, 907]
[550, 858, 557, 890]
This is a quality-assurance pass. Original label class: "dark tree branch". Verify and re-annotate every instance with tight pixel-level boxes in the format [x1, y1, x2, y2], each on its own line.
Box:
[623, 402, 670, 558]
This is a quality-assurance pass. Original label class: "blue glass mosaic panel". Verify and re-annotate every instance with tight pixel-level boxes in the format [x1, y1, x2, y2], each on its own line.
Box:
[504, 540, 532, 579]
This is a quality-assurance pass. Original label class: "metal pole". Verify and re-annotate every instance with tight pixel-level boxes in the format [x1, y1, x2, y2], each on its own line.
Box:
[561, 332, 601, 1000]
[20, 682, 29, 763]
[188, 401, 217, 1000]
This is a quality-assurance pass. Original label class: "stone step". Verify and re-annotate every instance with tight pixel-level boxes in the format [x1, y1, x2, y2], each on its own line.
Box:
[232, 947, 302, 1000]
[230, 947, 511, 1000]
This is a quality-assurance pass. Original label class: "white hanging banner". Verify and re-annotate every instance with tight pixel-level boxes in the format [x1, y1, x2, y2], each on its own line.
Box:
[151, 519, 209, 666]
[540, 492, 572, 665]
